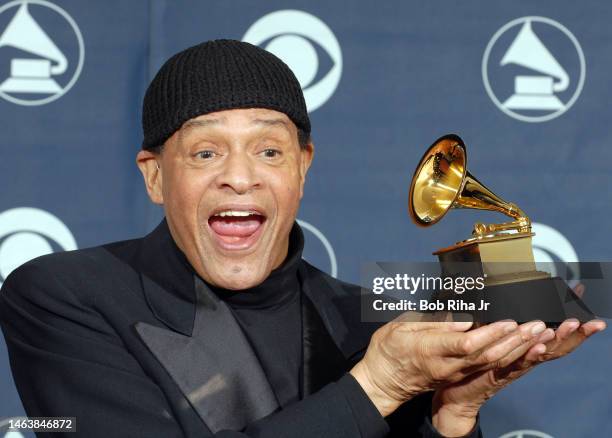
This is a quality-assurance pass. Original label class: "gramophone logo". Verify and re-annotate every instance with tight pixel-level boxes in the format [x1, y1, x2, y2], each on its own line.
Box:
[482, 17, 585, 122]
[243, 10, 342, 112]
[0, 207, 78, 286]
[0, 0, 84, 106]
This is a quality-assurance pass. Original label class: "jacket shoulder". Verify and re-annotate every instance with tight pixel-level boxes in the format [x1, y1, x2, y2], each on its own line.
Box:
[300, 260, 383, 361]
[300, 259, 362, 297]
[0, 236, 143, 305]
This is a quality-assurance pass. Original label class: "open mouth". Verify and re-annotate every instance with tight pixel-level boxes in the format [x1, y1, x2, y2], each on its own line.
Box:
[208, 208, 267, 251]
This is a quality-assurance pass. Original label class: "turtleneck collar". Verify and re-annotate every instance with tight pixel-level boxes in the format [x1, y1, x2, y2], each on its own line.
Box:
[130, 218, 304, 315]
[206, 224, 304, 309]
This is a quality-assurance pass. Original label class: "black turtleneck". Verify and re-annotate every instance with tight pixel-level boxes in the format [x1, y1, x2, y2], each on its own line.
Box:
[136, 219, 305, 408]
[101, 218, 480, 437]
[206, 225, 304, 407]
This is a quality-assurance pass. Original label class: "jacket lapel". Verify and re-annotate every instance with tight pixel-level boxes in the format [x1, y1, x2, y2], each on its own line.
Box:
[135, 274, 279, 433]
[124, 219, 373, 432]
[299, 261, 379, 396]
[300, 290, 348, 395]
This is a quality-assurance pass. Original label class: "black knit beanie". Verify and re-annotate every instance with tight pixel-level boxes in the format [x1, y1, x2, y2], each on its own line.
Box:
[141, 39, 311, 150]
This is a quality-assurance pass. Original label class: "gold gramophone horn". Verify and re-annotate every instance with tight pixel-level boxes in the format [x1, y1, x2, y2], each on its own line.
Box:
[407, 135, 594, 326]
[408, 134, 531, 238]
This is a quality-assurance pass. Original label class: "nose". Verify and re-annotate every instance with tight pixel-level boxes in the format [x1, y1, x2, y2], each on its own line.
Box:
[214, 150, 261, 194]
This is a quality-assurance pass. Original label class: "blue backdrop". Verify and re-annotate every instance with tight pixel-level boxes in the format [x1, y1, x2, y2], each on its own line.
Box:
[0, 1, 610, 437]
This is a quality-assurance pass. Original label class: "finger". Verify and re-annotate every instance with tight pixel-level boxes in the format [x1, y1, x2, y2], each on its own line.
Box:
[546, 318, 594, 351]
[516, 328, 555, 363]
[438, 320, 518, 357]
[535, 328, 556, 344]
[539, 320, 600, 359]
[524, 343, 547, 362]
[491, 340, 549, 383]
[579, 319, 607, 337]
[525, 320, 605, 363]
[554, 319, 581, 341]
[499, 326, 554, 368]
[393, 311, 474, 332]
[472, 320, 547, 368]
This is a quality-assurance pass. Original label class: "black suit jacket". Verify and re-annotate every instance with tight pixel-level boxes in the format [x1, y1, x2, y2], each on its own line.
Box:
[0, 220, 481, 437]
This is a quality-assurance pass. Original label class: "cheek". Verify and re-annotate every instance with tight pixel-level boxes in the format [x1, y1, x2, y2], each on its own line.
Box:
[164, 169, 211, 220]
[270, 170, 302, 214]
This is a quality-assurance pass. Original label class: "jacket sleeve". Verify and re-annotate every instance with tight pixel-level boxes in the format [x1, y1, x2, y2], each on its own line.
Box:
[0, 260, 187, 438]
[385, 391, 483, 438]
[0, 260, 480, 438]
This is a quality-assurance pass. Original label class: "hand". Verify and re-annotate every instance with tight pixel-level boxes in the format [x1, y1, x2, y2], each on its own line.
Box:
[350, 313, 541, 417]
[431, 318, 606, 436]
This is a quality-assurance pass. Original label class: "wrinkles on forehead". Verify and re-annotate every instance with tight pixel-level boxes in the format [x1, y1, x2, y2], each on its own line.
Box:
[179, 118, 223, 141]
[177, 114, 295, 150]
[178, 115, 292, 143]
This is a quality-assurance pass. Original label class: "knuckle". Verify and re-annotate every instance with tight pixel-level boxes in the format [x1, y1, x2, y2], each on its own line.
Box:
[519, 330, 532, 343]
[429, 364, 450, 382]
[375, 324, 392, 340]
[474, 346, 500, 366]
[370, 329, 382, 345]
[491, 359, 503, 370]
[373, 326, 386, 340]
[482, 350, 498, 364]
[459, 337, 474, 354]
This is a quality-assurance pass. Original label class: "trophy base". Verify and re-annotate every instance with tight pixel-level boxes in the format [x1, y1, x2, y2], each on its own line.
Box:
[434, 233, 594, 328]
[435, 232, 538, 275]
[470, 277, 593, 328]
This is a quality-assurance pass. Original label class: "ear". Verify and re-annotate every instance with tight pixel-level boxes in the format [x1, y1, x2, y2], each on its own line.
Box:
[136, 149, 164, 204]
[298, 142, 314, 199]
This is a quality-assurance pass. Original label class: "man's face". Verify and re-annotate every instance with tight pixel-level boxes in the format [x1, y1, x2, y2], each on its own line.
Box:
[137, 108, 313, 290]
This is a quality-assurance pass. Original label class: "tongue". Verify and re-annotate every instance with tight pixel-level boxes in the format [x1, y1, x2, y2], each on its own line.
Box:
[209, 216, 263, 237]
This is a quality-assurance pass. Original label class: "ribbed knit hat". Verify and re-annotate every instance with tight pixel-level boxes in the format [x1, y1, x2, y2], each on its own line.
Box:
[141, 39, 311, 150]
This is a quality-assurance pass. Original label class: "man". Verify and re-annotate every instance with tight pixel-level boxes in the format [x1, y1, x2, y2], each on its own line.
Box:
[0, 39, 605, 438]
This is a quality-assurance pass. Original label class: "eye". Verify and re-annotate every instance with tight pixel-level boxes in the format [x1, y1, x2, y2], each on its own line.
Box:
[196, 150, 216, 160]
[261, 148, 281, 158]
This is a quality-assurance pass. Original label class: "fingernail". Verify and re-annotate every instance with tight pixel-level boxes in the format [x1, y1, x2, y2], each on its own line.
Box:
[538, 329, 555, 343]
[531, 322, 546, 335]
[503, 321, 518, 333]
[451, 321, 473, 330]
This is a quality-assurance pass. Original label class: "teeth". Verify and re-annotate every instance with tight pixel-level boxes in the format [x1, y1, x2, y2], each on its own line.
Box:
[215, 210, 256, 217]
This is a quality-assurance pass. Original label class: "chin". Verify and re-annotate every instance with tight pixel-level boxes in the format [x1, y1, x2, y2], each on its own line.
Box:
[213, 272, 266, 290]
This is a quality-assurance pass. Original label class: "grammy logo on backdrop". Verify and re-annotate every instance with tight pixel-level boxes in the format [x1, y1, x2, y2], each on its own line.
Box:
[0, 0, 84, 106]
[500, 19, 569, 112]
[482, 16, 585, 123]
[408, 134, 593, 326]
[0, 3, 67, 94]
